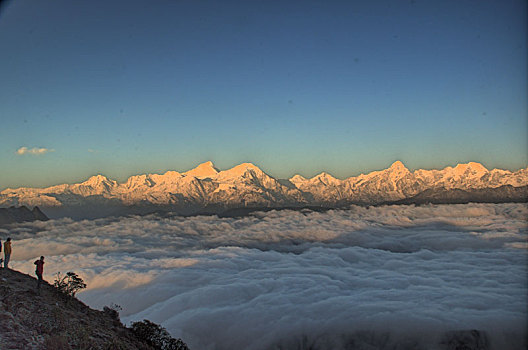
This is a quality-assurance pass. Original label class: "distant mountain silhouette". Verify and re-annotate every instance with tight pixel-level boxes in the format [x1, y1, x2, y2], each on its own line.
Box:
[0, 206, 48, 226]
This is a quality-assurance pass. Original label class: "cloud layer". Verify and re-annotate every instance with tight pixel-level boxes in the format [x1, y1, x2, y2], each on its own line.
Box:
[5, 203, 527, 349]
[16, 146, 54, 155]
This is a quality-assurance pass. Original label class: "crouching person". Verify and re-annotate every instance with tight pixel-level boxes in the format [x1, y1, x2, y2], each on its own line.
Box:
[34, 256, 45, 292]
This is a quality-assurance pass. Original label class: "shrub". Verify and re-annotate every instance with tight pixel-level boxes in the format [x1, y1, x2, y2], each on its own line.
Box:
[131, 319, 189, 350]
[53, 272, 87, 297]
[103, 303, 122, 321]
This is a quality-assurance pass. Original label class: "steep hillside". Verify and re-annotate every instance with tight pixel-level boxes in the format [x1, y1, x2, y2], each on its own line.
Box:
[0, 268, 171, 350]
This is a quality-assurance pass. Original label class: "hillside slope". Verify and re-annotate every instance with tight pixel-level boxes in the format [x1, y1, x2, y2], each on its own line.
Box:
[0, 268, 154, 350]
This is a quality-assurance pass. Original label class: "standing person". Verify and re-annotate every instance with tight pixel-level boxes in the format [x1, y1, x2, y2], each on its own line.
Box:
[4, 238, 11, 269]
[34, 256, 45, 291]
[0, 238, 3, 267]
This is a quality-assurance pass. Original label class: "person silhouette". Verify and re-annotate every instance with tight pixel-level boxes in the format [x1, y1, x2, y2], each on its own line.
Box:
[4, 238, 11, 269]
[34, 256, 45, 291]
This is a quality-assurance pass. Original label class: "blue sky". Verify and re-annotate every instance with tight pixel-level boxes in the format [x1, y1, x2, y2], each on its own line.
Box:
[0, 0, 526, 189]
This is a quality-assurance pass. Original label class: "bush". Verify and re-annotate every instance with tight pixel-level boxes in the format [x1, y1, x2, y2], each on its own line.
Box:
[131, 319, 189, 350]
[53, 272, 87, 297]
[103, 303, 122, 321]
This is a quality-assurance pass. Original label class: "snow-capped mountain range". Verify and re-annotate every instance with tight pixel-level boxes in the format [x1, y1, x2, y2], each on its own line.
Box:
[1, 161, 527, 218]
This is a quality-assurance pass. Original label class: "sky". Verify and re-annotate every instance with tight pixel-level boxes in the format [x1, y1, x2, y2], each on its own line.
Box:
[0, 0, 526, 189]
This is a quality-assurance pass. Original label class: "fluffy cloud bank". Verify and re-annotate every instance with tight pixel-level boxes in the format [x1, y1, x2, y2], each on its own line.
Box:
[16, 146, 54, 155]
[5, 203, 527, 349]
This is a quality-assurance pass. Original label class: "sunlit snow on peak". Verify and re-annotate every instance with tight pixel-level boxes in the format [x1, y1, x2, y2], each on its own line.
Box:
[184, 161, 219, 178]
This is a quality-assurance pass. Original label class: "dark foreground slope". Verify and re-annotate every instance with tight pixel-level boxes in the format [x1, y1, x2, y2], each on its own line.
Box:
[0, 268, 153, 350]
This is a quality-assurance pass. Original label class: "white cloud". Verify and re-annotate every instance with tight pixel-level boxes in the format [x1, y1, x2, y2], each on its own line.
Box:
[6, 203, 528, 350]
[16, 146, 54, 155]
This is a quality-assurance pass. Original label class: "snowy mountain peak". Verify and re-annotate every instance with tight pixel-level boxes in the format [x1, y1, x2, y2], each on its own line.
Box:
[82, 175, 113, 186]
[388, 161, 408, 172]
[467, 162, 488, 172]
[74, 174, 117, 196]
[290, 174, 307, 183]
[453, 162, 488, 176]
[124, 174, 154, 189]
[312, 172, 340, 185]
[313, 172, 335, 180]
[221, 163, 264, 177]
[184, 161, 219, 178]
[162, 171, 182, 179]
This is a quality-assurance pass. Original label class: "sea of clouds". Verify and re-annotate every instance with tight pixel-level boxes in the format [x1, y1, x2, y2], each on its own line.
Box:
[3, 203, 527, 349]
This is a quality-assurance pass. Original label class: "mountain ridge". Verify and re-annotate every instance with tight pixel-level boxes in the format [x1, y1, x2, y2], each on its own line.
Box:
[1, 161, 527, 219]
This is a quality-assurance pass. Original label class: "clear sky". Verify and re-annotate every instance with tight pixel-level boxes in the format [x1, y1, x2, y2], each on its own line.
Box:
[0, 0, 526, 190]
